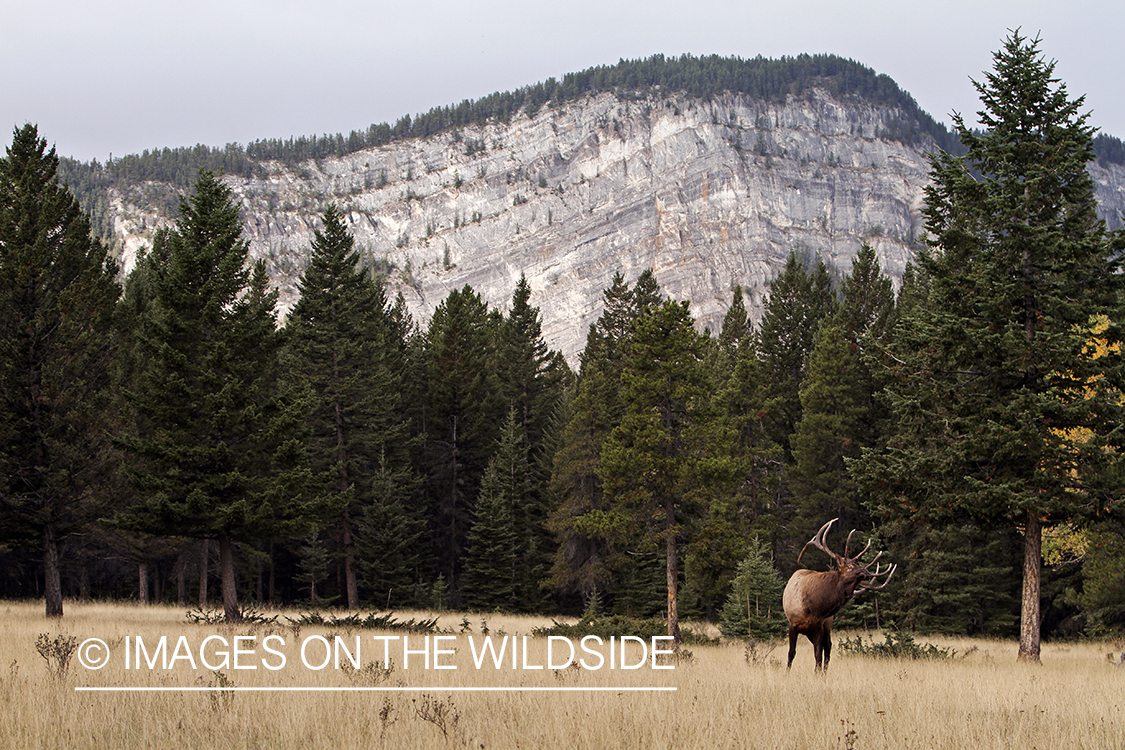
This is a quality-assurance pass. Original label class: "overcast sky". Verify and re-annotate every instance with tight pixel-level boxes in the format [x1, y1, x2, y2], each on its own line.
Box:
[3, 0, 1122, 163]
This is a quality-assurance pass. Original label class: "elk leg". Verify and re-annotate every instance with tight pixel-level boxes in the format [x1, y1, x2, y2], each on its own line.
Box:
[787, 626, 798, 669]
[811, 630, 824, 672]
[821, 618, 833, 672]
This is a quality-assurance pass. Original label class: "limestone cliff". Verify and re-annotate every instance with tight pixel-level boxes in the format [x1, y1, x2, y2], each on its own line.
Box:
[105, 89, 1125, 362]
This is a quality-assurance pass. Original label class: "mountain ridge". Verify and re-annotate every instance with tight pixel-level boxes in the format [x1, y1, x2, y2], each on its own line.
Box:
[54, 55, 1125, 362]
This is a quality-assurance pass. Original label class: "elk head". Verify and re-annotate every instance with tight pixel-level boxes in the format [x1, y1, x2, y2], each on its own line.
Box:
[783, 518, 895, 672]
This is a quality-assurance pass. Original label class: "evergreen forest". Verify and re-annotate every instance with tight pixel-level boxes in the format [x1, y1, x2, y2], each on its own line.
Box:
[4, 36, 1125, 654]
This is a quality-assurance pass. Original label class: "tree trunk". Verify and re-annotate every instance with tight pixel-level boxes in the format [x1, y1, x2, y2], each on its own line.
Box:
[138, 561, 149, 605]
[219, 535, 240, 622]
[1018, 510, 1042, 662]
[342, 520, 359, 610]
[333, 362, 359, 610]
[43, 524, 64, 618]
[255, 543, 264, 603]
[665, 496, 681, 644]
[78, 566, 91, 603]
[176, 560, 186, 606]
[268, 542, 276, 605]
[198, 539, 209, 609]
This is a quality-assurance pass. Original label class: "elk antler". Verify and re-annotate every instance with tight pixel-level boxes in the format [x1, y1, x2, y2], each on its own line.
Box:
[799, 519, 890, 578]
[797, 518, 843, 567]
[857, 561, 897, 592]
[843, 529, 872, 561]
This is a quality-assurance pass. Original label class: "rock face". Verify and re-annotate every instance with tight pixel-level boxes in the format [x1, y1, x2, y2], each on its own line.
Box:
[106, 90, 1125, 363]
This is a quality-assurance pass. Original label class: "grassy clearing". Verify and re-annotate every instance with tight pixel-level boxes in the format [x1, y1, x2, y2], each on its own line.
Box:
[3, 601, 1123, 749]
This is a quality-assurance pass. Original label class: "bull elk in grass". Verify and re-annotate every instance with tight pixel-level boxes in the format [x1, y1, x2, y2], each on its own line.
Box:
[783, 518, 896, 672]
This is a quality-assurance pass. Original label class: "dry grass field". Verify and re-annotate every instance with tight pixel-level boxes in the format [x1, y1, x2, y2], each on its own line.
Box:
[1, 600, 1123, 749]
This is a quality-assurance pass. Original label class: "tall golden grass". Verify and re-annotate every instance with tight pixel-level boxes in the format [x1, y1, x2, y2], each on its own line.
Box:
[2, 600, 1123, 749]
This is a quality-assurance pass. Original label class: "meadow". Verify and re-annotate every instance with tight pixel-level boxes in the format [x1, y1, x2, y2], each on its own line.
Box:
[1, 600, 1122, 749]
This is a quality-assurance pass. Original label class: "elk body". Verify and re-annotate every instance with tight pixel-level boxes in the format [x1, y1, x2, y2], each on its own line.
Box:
[783, 518, 895, 672]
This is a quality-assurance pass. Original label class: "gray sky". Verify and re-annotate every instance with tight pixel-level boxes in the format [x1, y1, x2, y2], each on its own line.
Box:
[3, 0, 1122, 163]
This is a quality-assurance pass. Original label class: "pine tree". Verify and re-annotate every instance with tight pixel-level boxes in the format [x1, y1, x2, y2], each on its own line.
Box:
[856, 32, 1125, 661]
[0, 125, 121, 618]
[600, 299, 711, 642]
[119, 171, 314, 622]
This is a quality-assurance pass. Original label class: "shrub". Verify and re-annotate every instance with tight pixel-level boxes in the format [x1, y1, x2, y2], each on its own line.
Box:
[532, 614, 717, 645]
[837, 628, 955, 660]
[285, 611, 442, 633]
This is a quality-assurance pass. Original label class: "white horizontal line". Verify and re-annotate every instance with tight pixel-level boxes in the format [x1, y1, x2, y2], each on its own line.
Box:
[76, 686, 676, 693]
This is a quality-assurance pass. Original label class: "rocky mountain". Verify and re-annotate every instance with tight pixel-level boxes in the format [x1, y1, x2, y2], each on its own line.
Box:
[92, 81, 1125, 363]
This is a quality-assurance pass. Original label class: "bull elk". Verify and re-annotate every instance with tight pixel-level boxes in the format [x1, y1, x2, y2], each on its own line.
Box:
[782, 518, 895, 672]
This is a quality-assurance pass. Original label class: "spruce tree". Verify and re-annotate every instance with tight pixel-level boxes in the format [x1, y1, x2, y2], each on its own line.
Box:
[495, 276, 565, 599]
[492, 408, 543, 609]
[0, 125, 121, 618]
[119, 171, 313, 622]
[756, 253, 837, 458]
[496, 275, 563, 461]
[856, 32, 1125, 661]
[284, 205, 418, 609]
[546, 328, 625, 602]
[462, 412, 526, 611]
[1077, 521, 1125, 633]
[715, 284, 751, 377]
[882, 521, 1021, 636]
[716, 330, 783, 540]
[684, 286, 780, 619]
[546, 272, 659, 606]
[788, 247, 895, 537]
[423, 285, 504, 595]
[296, 528, 332, 604]
[718, 537, 786, 638]
[788, 323, 870, 533]
[836, 244, 895, 341]
[685, 327, 785, 613]
[355, 448, 426, 608]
